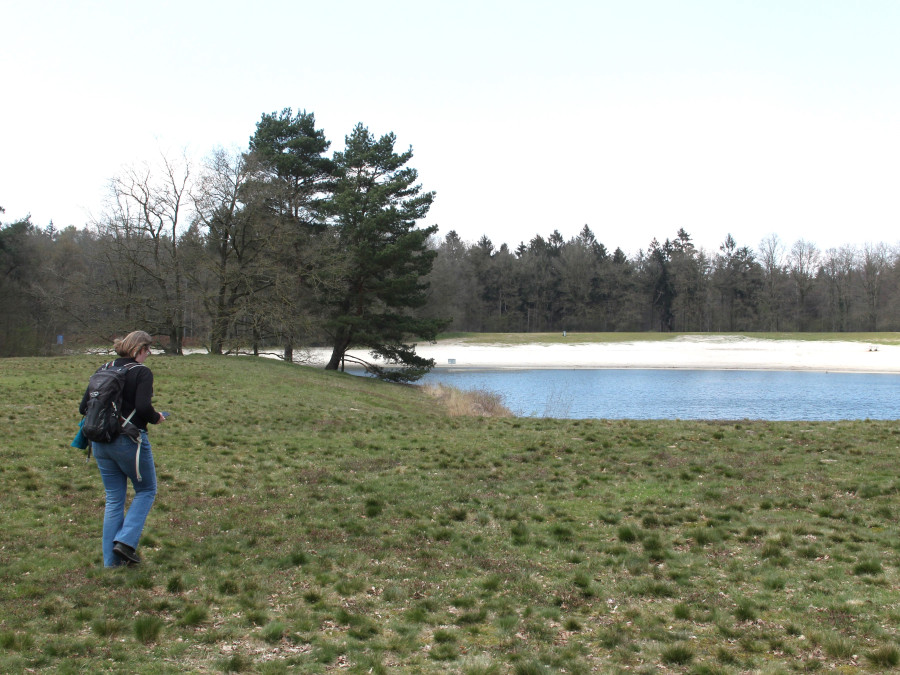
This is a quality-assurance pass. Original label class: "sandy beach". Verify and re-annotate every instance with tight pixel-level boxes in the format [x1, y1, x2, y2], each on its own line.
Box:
[316, 336, 900, 374]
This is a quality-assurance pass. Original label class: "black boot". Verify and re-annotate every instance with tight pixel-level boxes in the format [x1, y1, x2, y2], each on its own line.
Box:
[113, 541, 141, 565]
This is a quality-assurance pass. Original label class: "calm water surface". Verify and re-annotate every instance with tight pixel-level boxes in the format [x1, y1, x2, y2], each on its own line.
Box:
[415, 369, 900, 420]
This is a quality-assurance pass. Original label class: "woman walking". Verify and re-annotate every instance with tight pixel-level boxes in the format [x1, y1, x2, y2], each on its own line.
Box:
[80, 331, 166, 567]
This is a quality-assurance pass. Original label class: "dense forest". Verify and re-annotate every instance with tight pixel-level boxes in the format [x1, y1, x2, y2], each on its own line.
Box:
[422, 226, 899, 335]
[2, 109, 899, 366]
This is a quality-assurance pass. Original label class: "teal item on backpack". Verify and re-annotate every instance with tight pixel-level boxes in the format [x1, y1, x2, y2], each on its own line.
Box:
[72, 417, 89, 450]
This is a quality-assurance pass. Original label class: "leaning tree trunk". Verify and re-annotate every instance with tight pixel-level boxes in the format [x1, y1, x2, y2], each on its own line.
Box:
[325, 332, 352, 371]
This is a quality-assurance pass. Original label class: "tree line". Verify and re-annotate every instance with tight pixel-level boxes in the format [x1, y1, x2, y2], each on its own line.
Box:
[421, 227, 899, 335]
[0, 109, 444, 380]
[3, 109, 899, 374]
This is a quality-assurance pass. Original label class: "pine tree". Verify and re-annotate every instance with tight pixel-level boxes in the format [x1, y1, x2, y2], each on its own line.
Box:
[321, 124, 447, 382]
[247, 108, 334, 360]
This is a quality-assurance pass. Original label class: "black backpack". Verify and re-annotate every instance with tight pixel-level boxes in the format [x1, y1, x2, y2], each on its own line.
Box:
[81, 361, 144, 443]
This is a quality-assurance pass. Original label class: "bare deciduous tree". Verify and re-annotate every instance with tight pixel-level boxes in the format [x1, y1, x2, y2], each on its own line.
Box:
[96, 151, 194, 353]
[758, 233, 786, 330]
[821, 245, 856, 331]
[192, 148, 269, 354]
[860, 242, 889, 331]
[788, 239, 820, 331]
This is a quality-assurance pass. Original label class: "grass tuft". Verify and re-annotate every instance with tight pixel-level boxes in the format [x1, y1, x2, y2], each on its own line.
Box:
[514, 660, 551, 675]
[178, 605, 208, 627]
[219, 653, 252, 672]
[133, 615, 163, 644]
[259, 621, 286, 644]
[868, 645, 900, 668]
[617, 524, 638, 542]
[853, 559, 883, 575]
[734, 598, 757, 622]
[822, 633, 856, 659]
[660, 643, 694, 665]
[166, 575, 186, 593]
[91, 618, 121, 637]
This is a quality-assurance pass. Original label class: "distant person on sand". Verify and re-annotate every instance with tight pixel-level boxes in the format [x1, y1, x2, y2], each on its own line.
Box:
[79, 331, 166, 567]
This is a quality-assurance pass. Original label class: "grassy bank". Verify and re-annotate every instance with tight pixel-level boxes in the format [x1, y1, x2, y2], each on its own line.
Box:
[1, 355, 898, 674]
[440, 332, 900, 346]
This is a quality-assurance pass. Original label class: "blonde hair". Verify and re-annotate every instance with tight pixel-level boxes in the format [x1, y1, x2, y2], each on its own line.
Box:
[113, 331, 153, 358]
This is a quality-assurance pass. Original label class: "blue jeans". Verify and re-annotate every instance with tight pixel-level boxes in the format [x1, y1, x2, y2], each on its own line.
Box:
[92, 431, 157, 567]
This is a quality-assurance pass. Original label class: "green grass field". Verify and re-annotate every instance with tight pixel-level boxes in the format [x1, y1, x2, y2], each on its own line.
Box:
[1, 354, 898, 673]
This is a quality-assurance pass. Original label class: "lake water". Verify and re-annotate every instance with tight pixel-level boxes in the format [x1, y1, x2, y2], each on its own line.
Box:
[414, 369, 900, 420]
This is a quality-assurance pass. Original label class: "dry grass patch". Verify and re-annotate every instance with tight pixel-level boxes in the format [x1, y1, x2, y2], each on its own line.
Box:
[421, 383, 512, 417]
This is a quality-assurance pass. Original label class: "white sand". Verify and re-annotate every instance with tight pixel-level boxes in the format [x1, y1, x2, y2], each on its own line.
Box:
[313, 336, 900, 373]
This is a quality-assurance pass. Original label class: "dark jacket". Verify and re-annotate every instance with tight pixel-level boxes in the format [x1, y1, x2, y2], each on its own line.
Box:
[79, 358, 159, 431]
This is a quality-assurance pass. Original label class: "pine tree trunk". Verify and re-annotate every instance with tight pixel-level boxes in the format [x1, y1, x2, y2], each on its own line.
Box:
[325, 334, 352, 370]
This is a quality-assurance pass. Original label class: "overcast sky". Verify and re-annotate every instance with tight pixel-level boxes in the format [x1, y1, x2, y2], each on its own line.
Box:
[3, 0, 899, 255]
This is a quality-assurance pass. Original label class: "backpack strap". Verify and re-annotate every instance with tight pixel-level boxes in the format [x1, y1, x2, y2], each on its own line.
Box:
[98, 359, 144, 372]
[122, 362, 146, 482]
[118, 363, 146, 427]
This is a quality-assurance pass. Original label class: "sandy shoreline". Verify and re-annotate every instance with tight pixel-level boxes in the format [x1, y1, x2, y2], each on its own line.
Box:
[312, 336, 900, 374]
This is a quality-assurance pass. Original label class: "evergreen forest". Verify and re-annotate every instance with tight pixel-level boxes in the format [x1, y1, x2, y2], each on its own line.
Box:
[422, 227, 898, 335]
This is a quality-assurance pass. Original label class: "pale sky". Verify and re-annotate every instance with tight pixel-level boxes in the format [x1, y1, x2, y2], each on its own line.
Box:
[2, 0, 899, 255]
